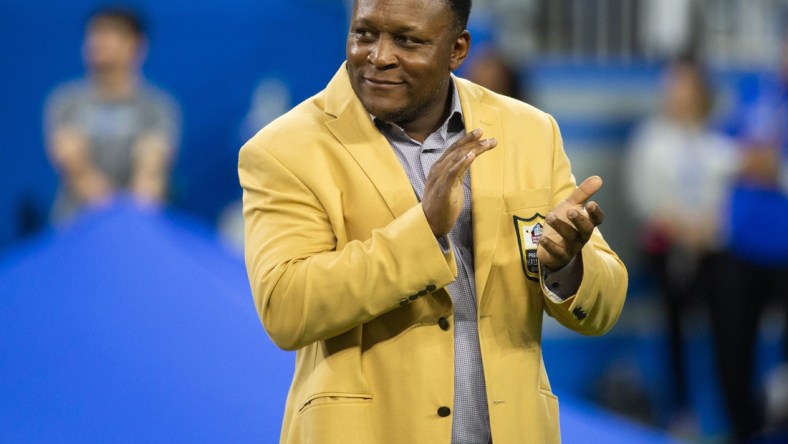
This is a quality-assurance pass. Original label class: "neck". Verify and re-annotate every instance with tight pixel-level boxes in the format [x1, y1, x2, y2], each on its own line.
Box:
[92, 66, 137, 100]
[398, 78, 453, 143]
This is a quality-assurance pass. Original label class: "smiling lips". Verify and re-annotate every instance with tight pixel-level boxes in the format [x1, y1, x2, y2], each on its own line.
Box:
[364, 77, 404, 88]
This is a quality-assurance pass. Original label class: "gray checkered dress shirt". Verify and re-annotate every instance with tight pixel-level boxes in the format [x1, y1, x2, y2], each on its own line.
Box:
[373, 82, 491, 444]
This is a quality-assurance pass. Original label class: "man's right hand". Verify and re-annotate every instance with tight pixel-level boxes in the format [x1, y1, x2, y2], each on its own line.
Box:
[422, 128, 497, 238]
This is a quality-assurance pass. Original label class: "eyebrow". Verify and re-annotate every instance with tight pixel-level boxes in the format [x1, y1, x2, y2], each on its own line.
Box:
[352, 17, 420, 35]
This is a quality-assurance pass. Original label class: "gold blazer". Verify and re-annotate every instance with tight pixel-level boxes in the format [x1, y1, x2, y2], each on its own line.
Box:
[239, 64, 628, 444]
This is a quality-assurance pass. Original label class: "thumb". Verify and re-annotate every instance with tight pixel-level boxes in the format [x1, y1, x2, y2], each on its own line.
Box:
[567, 175, 603, 205]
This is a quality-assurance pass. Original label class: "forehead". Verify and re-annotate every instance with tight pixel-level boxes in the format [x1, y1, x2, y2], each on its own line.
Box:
[88, 17, 138, 38]
[669, 64, 701, 82]
[352, 0, 454, 31]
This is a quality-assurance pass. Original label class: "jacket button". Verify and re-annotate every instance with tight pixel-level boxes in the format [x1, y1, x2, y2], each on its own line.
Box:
[437, 406, 451, 417]
[399, 298, 409, 306]
[438, 317, 450, 331]
[426, 284, 437, 292]
[409, 294, 419, 301]
[572, 306, 587, 320]
[418, 289, 428, 296]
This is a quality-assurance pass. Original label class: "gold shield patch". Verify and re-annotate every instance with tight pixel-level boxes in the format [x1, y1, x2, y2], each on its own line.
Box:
[513, 214, 546, 281]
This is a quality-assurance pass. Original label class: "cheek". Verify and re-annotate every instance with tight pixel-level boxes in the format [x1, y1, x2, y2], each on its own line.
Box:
[412, 63, 448, 90]
[120, 42, 138, 60]
[346, 42, 366, 66]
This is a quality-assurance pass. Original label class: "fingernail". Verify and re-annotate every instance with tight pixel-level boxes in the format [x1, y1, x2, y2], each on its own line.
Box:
[568, 209, 578, 218]
[473, 128, 482, 136]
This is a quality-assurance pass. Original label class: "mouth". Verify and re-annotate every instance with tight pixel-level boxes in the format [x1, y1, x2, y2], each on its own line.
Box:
[363, 77, 405, 88]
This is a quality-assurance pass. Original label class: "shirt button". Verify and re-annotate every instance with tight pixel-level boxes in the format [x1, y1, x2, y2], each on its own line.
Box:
[426, 284, 437, 292]
[438, 317, 450, 331]
[572, 306, 587, 320]
[437, 406, 451, 417]
[409, 294, 419, 301]
[399, 298, 409, 306]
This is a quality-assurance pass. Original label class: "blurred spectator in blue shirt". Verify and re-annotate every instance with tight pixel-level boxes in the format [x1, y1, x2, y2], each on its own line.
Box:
[44, 6, 180, 223]
[710, 33, 788, 442]
[624, 56, 739, 425]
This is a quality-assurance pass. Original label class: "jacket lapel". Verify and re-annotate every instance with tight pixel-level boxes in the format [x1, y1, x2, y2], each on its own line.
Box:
[456, 78, 505, 306]
[324, 65, 418, 219]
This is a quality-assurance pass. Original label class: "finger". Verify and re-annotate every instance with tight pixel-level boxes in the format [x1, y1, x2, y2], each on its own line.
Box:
[566, 175, 603, 206]
[446, 138, 497, 183]
[462, 137, 497, 163]
[545, 212, 581, 244]
[440, 128, 483, 162]
[448, 129, 497, 161]
[585, 201, 604, 227]
[428, 132, 481, 184]
[567, 208, 595, 243]
[446, 150, 476, 185]
[450, 135, 497, 165]
[537, 235, 573, 268]
[475, 137, 497, 155]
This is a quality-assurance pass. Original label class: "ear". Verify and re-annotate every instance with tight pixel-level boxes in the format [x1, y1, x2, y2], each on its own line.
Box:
[449, 30, 471, 71]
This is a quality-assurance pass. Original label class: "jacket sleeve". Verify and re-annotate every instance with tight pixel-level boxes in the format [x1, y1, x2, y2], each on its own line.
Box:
[239, 140, 457, 350]
[539, 114, 628, 336]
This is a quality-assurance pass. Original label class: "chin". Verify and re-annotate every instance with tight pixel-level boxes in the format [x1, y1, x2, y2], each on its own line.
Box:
[362, 100, 408, 123]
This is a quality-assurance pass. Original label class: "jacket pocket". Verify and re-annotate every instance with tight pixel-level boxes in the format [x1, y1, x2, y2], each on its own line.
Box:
[298, 392, 373, 414]
[538, 388, 561, 443]
[504, 188, 552, 213]
[296, 393, 374, 443]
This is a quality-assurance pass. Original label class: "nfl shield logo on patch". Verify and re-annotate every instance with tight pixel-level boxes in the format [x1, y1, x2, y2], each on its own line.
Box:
[514, 214, 546, 281]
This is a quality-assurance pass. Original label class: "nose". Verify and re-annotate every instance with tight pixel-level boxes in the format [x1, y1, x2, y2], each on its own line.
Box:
[367, 36, 397, 69]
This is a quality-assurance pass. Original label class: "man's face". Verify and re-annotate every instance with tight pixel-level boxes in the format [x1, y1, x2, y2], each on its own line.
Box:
[346, 0, 468, 125]
[664, 64, 705, 121]
[84, 18, 142, 73]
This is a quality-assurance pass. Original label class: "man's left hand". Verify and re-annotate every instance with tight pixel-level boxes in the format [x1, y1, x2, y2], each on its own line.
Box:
[537, 176, 605, 270]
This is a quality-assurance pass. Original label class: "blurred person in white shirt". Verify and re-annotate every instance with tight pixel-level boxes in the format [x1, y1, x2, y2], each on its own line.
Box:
[624, 56, 739, 424]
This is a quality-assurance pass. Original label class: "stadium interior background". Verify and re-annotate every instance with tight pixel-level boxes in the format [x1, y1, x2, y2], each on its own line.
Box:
[2, 1, 787, 442]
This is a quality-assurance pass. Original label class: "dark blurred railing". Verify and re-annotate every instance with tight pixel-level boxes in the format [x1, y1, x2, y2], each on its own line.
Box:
[474, 0, 786, 66]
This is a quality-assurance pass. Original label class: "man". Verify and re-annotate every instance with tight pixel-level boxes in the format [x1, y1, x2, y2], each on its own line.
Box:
[45, 6, 179, 222]
[239, 0, 627, 442]
[711, 32, 788, 441]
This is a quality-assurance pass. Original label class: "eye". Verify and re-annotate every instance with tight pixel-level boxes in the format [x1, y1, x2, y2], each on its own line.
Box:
[396, 35, 421, 47]
[353, 28, 376, 43]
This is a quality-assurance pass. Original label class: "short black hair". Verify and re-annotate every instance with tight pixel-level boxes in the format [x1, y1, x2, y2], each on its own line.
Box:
[87, 5, 146, 38]
[445, 0, 472, 32]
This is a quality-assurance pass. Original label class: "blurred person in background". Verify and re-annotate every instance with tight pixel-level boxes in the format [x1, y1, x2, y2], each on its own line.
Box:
[463, 45, 530, 103]
[624, 56, 739, 427]
[44, 6, 179, 222]
[218, 78, 293, 252]
[712, 31, 788, 442]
